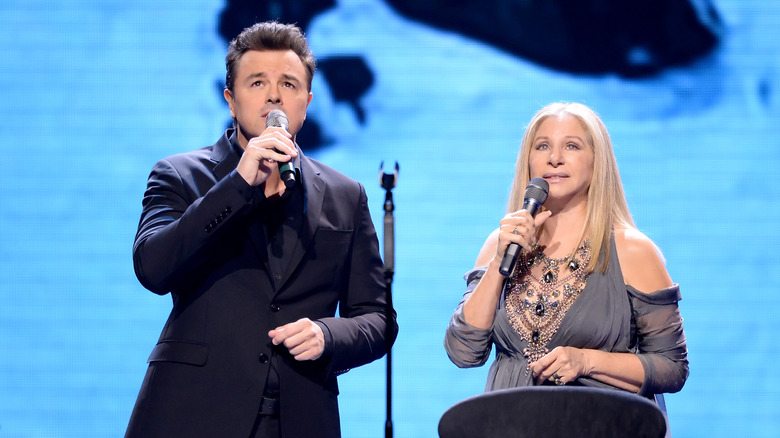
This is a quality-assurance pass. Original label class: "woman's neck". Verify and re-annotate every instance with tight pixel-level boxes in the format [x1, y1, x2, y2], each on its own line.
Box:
[537, 201, 588, 258]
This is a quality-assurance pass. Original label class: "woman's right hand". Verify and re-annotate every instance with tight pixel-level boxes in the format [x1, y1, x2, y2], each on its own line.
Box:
[494, 209, 552, 268]
[465, 209, 552, 328]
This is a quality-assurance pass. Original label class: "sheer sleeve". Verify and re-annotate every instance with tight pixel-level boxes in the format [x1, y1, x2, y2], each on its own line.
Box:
[628, 284, 689, 396]
[444, 268, 494, 368]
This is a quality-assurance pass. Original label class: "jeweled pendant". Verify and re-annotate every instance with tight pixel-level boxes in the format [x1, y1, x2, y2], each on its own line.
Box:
[532, 330, 540, 343]
[535, 301, 545, 316]
[543, 271, 554, 283]
[568, 258, 579, 271]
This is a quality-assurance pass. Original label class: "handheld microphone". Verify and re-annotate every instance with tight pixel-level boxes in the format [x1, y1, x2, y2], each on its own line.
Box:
[266, 109, 296, 188]
[498, 177, 550, 276]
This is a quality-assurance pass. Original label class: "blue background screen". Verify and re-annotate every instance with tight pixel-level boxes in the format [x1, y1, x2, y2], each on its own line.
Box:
[0, 1, 777, 436]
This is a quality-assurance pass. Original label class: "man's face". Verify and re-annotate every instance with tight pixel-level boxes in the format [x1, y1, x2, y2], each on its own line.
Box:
[224, 49, 313, 148]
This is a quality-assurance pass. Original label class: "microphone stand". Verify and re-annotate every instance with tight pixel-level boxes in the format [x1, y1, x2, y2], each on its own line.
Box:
[379, 161, 398, 438]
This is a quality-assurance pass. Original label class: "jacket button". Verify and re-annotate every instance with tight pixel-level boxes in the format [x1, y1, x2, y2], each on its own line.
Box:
[270, 304, 280, 312]
[258, 353, 269, 364]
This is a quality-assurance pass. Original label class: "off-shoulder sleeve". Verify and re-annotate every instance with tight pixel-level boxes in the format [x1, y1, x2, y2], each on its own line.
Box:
[444, 268, 494, 368]
[628, 284, 689, 396]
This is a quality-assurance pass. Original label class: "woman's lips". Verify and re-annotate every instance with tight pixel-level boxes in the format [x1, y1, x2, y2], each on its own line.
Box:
[543, 174, 568, 182]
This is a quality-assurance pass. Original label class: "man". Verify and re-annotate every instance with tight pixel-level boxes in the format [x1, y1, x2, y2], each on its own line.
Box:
[125, 21, 398, 438]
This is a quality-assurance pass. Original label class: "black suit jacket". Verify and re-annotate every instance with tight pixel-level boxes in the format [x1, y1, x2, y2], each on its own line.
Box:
[125, 130, 397, 437]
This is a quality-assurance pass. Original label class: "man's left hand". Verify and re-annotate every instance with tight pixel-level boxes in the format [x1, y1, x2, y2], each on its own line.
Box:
[268, 318, 325, 361]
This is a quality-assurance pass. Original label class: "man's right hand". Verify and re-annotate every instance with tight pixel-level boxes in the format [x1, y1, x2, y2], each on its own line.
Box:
[236, 126, 297, 187]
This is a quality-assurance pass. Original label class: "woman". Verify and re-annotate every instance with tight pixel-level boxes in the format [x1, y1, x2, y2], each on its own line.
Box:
[444, 102, 688, 432]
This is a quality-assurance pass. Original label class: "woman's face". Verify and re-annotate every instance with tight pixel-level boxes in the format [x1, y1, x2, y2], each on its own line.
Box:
[528, 114, 594, 207]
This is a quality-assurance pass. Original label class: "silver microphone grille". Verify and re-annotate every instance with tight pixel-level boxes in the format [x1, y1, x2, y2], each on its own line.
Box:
[266, 109, 289, 130]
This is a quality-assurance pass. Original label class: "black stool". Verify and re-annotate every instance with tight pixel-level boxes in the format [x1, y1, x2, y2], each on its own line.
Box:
[438, 386, 666, 438]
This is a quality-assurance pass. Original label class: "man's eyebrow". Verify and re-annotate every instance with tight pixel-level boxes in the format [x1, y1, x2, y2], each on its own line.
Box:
[243, 72, 302, 84]
[245, 72, 266, 81]
[280, 73, 302, 83]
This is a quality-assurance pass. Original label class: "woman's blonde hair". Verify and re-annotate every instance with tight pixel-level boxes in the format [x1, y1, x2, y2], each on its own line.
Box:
[507, 102, 635, 273]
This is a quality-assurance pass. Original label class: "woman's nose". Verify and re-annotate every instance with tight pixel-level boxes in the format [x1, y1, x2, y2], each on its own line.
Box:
[548, 147, 562, 165]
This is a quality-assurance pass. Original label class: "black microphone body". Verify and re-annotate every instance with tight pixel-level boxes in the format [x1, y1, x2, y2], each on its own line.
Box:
[266, 109, 296, 188]
[498, 178, 550, 276]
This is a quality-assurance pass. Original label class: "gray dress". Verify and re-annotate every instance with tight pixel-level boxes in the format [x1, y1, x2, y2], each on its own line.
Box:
[444, 236, 688, 431]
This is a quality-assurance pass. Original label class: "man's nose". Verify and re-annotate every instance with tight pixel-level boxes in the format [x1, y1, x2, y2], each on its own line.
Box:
[266, 87, 281, 104]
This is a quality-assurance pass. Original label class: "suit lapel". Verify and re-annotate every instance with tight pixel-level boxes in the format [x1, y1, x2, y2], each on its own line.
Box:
[211, 129, 241, 181]
[276, 152, 324, 290]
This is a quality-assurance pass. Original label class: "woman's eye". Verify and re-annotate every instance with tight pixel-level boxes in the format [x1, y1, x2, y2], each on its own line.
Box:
[536, 143, 548, 150]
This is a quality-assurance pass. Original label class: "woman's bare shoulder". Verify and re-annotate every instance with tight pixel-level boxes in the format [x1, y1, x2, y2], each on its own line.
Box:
[613, 226, 673, 293]
[474, 229, 500, 268]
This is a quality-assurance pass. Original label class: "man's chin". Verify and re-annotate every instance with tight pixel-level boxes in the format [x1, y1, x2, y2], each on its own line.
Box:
[236, 123, 261, 144]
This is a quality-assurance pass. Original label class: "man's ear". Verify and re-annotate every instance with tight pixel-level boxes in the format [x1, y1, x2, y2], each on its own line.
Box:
[223, 89, 235, 118]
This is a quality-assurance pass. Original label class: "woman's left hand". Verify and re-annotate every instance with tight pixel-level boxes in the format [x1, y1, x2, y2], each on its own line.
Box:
[529, 346, 591, 386]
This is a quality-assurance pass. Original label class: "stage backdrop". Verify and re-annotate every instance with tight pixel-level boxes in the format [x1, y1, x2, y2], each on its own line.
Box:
[0, 0, 778, 437]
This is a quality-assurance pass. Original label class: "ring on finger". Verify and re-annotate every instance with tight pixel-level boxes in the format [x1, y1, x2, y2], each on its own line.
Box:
[553, 372, 564, 386]
[512, 227, 520, 235]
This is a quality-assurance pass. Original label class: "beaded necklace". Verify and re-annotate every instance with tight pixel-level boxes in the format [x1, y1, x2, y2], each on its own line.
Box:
[504, 239, 592, 370]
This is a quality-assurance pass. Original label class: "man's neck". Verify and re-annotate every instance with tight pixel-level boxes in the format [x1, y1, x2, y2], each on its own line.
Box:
[264, 171, 287, 200]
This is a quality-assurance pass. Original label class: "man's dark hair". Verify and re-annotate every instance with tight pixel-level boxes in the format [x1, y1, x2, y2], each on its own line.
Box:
[225, 21, 316, 92]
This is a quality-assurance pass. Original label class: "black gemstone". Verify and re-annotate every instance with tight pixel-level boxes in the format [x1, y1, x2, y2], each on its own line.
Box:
[535, 301, 545, 316]
[532, 331, 540, 343]
[568, 259, 579, 271]
[543, 271, 554, 283]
